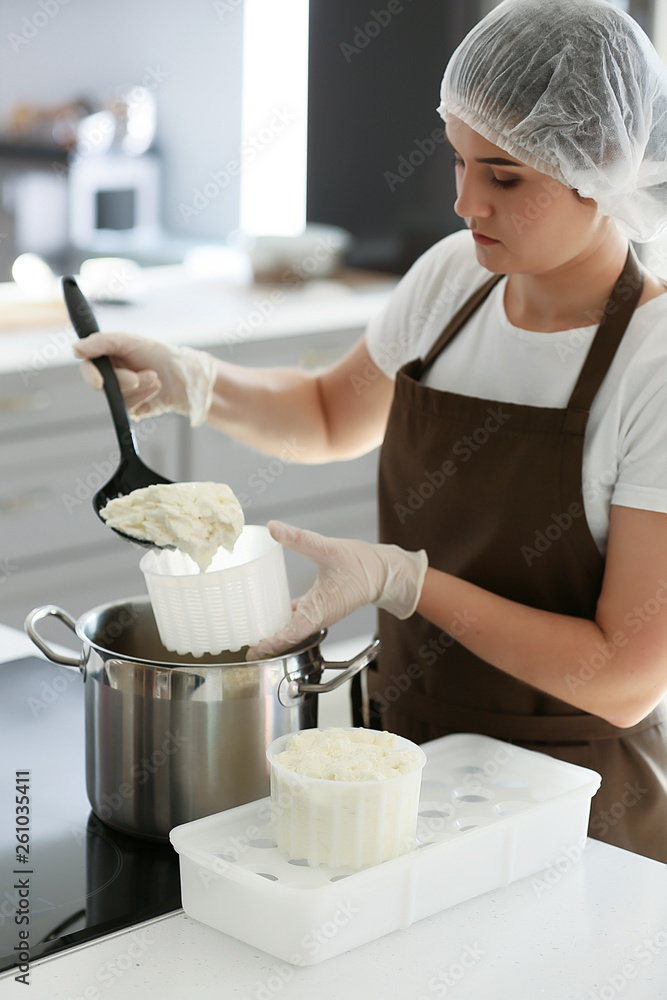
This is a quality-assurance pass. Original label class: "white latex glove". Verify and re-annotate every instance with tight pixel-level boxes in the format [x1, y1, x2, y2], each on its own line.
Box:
[246, 520, 428, 660]
[73, 331, 217, 427]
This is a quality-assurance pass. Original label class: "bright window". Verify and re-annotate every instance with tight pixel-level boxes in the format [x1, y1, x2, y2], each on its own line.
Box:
[240, 0, 309, 236]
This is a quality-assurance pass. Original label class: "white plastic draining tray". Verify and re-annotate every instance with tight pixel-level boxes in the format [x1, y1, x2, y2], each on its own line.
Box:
[169, 733, 601, 966]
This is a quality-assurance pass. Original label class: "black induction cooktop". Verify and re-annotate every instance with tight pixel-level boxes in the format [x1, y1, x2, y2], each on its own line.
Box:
[0, 655, 181, 975]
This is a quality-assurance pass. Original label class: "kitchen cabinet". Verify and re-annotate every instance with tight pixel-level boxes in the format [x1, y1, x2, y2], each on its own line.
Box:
[0, 361, 181, 629]
[0, 282, 388, 641]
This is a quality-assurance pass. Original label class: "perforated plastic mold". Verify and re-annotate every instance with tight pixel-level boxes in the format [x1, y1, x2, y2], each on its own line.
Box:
[170, 733, 601, 965]
[140, 524, 291, 655]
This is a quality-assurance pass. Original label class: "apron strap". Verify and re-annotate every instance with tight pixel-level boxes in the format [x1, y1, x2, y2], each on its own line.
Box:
[419, 245, 643, 408]
[567, 246, 644, 413]
[421, 273, 503, 373]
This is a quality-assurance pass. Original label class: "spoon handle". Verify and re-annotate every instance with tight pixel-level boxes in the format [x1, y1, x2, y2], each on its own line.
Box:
[62, 276, 139, 460]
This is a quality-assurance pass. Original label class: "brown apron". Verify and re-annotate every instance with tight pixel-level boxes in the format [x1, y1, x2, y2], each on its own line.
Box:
[366, 247, 667, 863]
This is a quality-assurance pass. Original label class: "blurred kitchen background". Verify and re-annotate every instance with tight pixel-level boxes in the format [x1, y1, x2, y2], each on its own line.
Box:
[0, 0, 663, 288]
[0, 0, 664, 638]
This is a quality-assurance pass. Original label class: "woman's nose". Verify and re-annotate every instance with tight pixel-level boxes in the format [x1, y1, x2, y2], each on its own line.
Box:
[454, 171, 492, 219]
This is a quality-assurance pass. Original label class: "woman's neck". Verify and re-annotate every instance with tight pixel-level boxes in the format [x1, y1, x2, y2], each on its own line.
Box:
[503, 227, 659, 333]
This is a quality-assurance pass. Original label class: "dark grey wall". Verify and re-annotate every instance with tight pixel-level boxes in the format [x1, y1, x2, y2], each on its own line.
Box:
[306, 0, 482, 273]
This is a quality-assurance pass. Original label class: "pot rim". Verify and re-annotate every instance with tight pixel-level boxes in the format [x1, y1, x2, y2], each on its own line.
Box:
[74, 594, 325, 668]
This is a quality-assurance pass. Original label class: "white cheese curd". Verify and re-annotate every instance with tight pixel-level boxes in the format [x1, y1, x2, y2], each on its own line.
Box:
[272, 726, 423, 782]
[100, 481, 244, 571]
[269, 727, 426, 868]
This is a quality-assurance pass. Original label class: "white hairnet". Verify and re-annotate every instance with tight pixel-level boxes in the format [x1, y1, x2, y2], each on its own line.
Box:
[438, 0, 667, 242]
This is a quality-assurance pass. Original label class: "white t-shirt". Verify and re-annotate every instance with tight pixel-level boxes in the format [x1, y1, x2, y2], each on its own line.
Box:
[365, 229, 667, 555]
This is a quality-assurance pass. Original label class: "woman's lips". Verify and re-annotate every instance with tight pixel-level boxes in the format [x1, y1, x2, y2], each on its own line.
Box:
[472, 232, 500, 246]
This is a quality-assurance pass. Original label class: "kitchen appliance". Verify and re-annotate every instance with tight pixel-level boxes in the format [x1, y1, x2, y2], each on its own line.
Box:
[68, 151, 160, 252]
[62, 275, 173, 542]
[24, 596, 380, 841]
[0, 654, 181, 974]
[170, 733, 602, 965]
[140, 525, 292, 655]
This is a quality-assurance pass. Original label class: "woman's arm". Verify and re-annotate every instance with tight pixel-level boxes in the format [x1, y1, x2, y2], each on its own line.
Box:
[416, 504, 667, 728]
[74, 329, 395, 462]
[206, 335, 395, 462]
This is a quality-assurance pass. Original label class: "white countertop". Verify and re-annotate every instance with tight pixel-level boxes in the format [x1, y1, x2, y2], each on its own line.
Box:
[2, 623, 667, 1000]
[0, 266, 396, 375]
[0, 839, 666, 999]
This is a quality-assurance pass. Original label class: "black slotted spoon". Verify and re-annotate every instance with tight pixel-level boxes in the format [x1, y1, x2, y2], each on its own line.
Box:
[63, 275, 175, 547]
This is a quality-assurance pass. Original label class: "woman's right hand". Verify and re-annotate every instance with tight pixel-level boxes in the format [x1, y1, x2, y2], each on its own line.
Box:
[73, 332, 217, 426]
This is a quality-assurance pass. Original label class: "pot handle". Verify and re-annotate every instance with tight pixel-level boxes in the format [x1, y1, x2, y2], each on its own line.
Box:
[24, 605, 84, 671]
[296, 637, 382, 695]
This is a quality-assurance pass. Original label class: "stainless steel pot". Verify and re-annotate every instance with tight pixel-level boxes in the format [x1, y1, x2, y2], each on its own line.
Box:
[25, 596, 379, 841]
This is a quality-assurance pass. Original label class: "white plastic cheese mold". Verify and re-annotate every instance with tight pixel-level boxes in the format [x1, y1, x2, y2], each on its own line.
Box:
[140, 524, 291, 655]
[169, 733, 601, 966]
[267, 730, 428, 869]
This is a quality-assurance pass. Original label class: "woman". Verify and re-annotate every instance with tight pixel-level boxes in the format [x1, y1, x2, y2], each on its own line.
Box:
[75, 0, 667, 861]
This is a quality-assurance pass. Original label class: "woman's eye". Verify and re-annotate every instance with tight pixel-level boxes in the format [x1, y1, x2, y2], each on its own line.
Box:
[452, 155, 519, 191]
[490, 175, 520, 190]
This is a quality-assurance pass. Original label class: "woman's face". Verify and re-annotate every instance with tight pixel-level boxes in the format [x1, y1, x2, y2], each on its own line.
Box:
[446, 117, 606, 274]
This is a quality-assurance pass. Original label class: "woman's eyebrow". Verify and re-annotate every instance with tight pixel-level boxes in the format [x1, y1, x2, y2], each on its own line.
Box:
[477, 156, 524, 167]
[446, 138, 524, 168]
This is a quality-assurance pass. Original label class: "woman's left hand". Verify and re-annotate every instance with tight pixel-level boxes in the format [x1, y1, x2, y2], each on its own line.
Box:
[245, 520, 428, 659]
